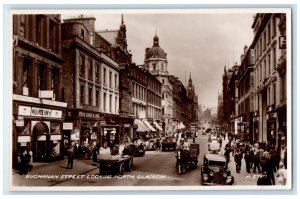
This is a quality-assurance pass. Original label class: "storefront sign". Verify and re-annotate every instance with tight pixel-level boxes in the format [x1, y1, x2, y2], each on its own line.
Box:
[18, 106, 62, 119]
[16, 120, 24, 127]
[100, 121, 106, 126]
[63, 123, 73, 130]
[51, 135, 61, 140]
[18, 106, 31, 116]
[31, 107, 52, 117]
[78, 111, 100, 119]
[17, 136, 30, 143]
[124, 124, 130, 128]
[51, 110, 62, 118]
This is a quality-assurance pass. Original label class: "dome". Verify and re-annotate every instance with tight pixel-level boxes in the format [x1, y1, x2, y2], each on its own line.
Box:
[145, 34, 167, 59]
[145, 46, 167, 59]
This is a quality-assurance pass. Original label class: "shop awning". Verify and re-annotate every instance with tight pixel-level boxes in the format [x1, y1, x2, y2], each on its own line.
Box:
[178, 122, 186, 129]
[143, 121, 156, 132]
[134, 119, 151, 132]
[153, 122, 163, 131]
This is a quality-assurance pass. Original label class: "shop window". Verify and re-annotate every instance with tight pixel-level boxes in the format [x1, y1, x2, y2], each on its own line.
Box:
[95, 64, 100, 83]
[103, 92, 107, 111]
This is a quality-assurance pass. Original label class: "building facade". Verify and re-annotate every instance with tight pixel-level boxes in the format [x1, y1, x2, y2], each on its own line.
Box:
[143, 33, 174, 134]
[62, 16, 120, 150]
[252, 13, 286, 152]
[237, 45, 255, 143]
[12, 14, 67, 165]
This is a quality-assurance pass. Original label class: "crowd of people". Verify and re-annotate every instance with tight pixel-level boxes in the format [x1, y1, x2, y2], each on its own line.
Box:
[220, 132, 287, 186]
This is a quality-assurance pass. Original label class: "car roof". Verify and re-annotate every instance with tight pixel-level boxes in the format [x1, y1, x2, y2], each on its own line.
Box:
[205, 154, 226, 162]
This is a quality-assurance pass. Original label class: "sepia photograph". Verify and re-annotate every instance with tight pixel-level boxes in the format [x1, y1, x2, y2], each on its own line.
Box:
[7, 8, 291, 191]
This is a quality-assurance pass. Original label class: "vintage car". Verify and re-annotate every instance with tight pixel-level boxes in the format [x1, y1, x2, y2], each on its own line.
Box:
[99, 154, 133, 176]
[145, 138, 161, 151]
[122, 141, 146, 157]
[161, 136, 177, 151]
[175, 143, 200, 174]
[201, 153, 234, 185]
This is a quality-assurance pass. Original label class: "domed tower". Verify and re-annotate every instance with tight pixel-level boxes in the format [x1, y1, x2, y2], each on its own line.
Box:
[144, 31, 168, 75]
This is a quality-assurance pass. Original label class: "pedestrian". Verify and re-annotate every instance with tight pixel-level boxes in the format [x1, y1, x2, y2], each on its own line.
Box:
[276, 162, 287, 185]
[261, 152, 276, 185]
[234, 150, 242, 173]
[249, 146, 254, 169]
[28, 149, 33, 172]
[257, 171, 272, 185]
[67, 146, 74, 169]
[253, 150, 261, 173]
[92, 146, 98, 162]
[244, 150, 251, 173]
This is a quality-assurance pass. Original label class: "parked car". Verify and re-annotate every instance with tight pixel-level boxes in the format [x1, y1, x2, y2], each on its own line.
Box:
[201, 153, 234, 185]
[122, 139, 145, 157]
[145, 138, 157, 151]
[161, 136, 177, 151]
[99, 154, 133, 176]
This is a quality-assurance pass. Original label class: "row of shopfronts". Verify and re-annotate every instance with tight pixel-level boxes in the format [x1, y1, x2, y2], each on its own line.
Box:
[229, 106, 287, 156]
[12, 100, 164, 166]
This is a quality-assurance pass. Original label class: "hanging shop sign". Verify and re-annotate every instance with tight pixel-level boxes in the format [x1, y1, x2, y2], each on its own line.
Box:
[63, 122, 73, 130]
[16, 120, 24, 127]
[18, 106, 62, 119]
[17, 136, 30, 143]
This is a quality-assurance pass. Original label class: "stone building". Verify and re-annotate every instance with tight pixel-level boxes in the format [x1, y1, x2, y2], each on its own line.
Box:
[12, 14, 67, 164]
[61, 16, 120, 149]
[251, 13, 286, 152]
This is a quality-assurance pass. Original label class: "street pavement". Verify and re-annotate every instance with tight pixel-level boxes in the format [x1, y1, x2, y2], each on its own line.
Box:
[11, 134, 279, 187]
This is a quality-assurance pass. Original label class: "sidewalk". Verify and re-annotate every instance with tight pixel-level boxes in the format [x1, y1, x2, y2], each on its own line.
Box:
[220, 136, 279, 186]
[12, 145, 126, 187]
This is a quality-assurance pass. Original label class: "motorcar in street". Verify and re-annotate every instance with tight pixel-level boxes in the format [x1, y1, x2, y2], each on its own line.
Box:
[161, 136, 177, 151]
[99, 154, 133, 176]
[145, 138, 159, 151]
[122, 139, 146, 157]
[201, 153, 234, 185]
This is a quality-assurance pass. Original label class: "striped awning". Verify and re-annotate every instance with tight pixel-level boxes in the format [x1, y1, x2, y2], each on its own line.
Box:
[134, 119, 151, 132]
[153, 122, 163, 131]
[143, 121, 156, 132]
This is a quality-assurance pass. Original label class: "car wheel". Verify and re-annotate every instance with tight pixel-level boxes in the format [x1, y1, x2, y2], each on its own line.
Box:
[127, 158, 133, 172]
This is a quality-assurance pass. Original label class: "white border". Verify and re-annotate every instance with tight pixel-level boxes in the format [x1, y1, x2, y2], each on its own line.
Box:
[6, 7, 293, 192]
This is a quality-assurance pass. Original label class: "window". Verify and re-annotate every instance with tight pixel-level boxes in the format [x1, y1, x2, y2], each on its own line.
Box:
[80, 84, 85, 104]
[51, 68, 59, 99]
[162, 79, 164, 84]
[115, 74, 117, 89]
[36, 16, 42, 45]
[268, 54, 271, 75]
[161, 63, 164, 71]
[273, 83, 276, 106]
[95, 64, 100, 83]
[263, 31, 266, 51]
[109, 95, 112, 112]
[23, 59, 30, 88]
[273, 47, 276, 70]
[88, 60, 93, 80]
[264, 60, 266, 79]
[89, 87, 93, 105]
[79, 55, 85, 76]
[268, 23, 271, 43]
[38, 64, 46, 90]
[49, 21, 55, 52]
[103, 92, 106, 111]
[103, 68, 106, 86]
[109, 71, 112, 87]
[115, 96, 118, 113]
[281, 74, 286, 101]
[273, 17, 276, 37]
[81, 29, 84, 40]
[96, 90, 100, 107]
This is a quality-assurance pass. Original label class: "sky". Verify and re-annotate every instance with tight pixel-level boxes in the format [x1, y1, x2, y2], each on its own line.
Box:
[62, 10, 255, 108]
